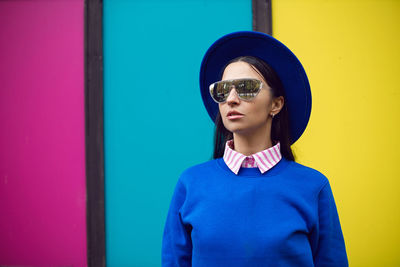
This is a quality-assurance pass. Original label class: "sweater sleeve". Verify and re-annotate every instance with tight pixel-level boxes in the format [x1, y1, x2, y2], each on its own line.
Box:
[162, 179, 193, 267]
[313, 181, 348, 267]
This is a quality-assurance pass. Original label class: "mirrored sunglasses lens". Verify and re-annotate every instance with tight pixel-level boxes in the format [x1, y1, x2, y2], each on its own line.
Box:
[235, 79, 261, 100]
[211, 81, 231, 102]
[210, 79, 261, 103]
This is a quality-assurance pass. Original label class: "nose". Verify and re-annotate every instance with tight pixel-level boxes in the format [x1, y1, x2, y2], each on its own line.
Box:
[226, 86, 240, 105]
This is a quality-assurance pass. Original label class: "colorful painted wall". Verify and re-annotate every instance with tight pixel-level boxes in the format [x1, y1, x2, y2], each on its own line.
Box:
[0, 1, 87, 266]
[1, 0, 398, 266]
[273, 0, 400, 265]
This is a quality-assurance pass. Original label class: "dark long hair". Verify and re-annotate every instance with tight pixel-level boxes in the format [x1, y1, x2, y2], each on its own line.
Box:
[212, 56, 295, 161]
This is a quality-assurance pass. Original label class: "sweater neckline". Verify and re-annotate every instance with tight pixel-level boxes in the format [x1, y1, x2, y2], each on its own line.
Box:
[215, 157, 290, 178]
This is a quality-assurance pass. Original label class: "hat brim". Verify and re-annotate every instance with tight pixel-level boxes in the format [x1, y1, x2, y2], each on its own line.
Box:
[199, 31, 311, 144]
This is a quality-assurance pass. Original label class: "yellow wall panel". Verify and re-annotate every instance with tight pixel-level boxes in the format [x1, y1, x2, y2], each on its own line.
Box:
[272, 0, 400, 266]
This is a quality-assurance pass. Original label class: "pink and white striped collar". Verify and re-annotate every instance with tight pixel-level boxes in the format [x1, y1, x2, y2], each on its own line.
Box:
[223, 139, 282, 175]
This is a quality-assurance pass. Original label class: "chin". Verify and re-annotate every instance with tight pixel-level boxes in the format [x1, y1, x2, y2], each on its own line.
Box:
[225, 124, 248, 134]
[231, 128, 253, 136]
[225, 120, 267, 136]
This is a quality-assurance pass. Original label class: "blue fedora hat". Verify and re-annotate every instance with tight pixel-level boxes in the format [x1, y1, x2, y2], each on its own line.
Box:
[199, 31, 311, 144]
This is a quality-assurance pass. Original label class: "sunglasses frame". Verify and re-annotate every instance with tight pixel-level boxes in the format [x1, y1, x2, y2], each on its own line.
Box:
[209, 78, 264, 104]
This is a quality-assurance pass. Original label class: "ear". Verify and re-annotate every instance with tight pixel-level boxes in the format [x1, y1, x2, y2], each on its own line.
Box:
[270, 96, 284, 116]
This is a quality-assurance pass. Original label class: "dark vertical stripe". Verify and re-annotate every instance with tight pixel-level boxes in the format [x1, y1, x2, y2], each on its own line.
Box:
[84, 0, 106, 266]
[252, 0, 272, 35]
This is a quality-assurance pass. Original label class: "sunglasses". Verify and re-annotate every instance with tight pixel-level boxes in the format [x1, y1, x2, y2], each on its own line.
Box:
[209, 78, 263, 103]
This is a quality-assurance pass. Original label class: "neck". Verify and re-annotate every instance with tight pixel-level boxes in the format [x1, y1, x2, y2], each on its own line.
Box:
[232, 122, 273, 156]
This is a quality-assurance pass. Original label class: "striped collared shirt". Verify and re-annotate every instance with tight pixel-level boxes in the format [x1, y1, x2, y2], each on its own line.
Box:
[223, 139, 282, 175]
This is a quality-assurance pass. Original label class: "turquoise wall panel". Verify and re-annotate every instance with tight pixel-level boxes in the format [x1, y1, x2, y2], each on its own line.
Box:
[104, 0, 252, 265]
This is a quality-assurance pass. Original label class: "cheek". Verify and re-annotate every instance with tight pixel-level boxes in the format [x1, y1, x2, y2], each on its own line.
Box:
[248, 102, 269, 121]
[219, 105, 227, 122]
[218, 104, 225, 116]
[252, 93, 272, 119]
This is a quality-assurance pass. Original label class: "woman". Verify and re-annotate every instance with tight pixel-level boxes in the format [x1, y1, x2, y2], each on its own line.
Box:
[162, 31, 348, 266]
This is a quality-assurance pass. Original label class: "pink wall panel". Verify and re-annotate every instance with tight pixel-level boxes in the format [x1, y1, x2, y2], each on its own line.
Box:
[0, 1, 87, 266]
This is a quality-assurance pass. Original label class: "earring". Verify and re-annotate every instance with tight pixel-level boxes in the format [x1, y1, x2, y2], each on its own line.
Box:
[271, 113, 275, 118]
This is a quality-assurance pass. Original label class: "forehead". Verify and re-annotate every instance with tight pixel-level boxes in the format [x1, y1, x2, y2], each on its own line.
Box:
[221, 61, 265, 82]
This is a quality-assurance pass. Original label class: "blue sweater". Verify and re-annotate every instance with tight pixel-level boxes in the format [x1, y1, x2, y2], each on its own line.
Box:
[162, 157, 348, 266]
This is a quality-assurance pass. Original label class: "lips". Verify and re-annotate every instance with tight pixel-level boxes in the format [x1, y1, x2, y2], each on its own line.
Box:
[226, 110, 244, 120]
[227, 110, 244, 117]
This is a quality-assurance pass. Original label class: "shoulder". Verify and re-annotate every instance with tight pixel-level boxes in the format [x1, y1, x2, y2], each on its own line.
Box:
[178, 158, 220, 184]
[287, 160, 328, 179]
[284, 159, 330, 190]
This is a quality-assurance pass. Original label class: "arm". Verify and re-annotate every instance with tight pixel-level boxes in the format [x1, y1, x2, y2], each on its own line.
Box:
[314, 181, 348, 267]
[162, 179, 193, 267]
